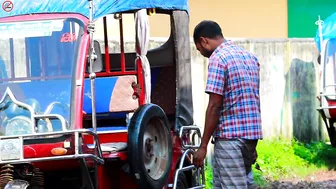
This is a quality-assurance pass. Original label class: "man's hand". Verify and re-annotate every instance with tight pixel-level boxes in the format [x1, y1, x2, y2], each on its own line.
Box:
[193, 146, 207, 167]
[192, 93, 222, 168]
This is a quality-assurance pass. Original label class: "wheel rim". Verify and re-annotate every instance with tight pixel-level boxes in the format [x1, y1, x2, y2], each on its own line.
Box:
[142, 117, 169, 180]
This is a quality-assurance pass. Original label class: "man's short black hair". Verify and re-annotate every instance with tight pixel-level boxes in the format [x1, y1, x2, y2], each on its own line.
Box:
[193, 20, 223, 43]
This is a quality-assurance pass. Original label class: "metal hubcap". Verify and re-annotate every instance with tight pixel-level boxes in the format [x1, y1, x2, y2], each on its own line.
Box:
[143, 118, 169, 180]
[145, 138, 154, 157]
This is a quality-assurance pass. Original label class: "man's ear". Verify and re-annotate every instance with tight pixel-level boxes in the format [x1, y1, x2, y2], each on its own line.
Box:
[200, 37, 208, 45]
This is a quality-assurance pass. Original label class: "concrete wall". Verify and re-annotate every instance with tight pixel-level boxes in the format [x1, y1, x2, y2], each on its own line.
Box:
[190, 38, 324, 142]
[97, 37, 325, 142]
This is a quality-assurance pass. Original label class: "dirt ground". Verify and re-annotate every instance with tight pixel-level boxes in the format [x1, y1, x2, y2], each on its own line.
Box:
[256, 170, 336, 189]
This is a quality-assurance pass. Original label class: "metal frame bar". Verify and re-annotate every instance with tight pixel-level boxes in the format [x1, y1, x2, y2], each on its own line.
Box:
[88, 129, 127, 135]
[0, 129, 104, 165]
[103, 16, 110, 73]
[0, 88, 68, 132]
[79, 157, 95, 189]
[172, 149, 205, 189]
[9, 38, 15, 78]
[118, 14, 126, 73]
[0, 75, 71, 82]
[321, 39, 328, 92]
[318, 85, 336, 110]
[169, 126, 205, 189]
[317, 106, 336, 110]
[25, 38, 31, 78]
[179, 126, 202, 149]
[41, 38, 47, 77]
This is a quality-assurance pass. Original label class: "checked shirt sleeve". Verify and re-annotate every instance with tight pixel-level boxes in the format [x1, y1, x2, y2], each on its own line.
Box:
[205, 55, 226, 96]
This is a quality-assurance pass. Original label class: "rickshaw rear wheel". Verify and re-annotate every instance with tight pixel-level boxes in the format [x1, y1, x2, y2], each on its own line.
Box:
[128, 104, 172, 189]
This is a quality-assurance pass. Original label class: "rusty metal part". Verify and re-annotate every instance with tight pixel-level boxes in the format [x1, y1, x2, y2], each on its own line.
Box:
[0, 164, 14, 189]
[30, 168, 44, 189]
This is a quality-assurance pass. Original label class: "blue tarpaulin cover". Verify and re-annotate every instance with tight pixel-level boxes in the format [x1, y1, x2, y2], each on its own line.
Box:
[0, 0, 189, 21]
[315, 12, 336, 52]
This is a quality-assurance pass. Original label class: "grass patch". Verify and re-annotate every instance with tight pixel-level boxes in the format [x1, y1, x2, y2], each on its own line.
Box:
[205, 165, 213, 189]
[292, 140, 336, 168]
[204, 138, 336, 188]
[253, 138, 335, 186]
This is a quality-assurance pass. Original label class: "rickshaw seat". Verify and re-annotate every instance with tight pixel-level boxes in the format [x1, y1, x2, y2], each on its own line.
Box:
[83, 37, 174, 120]
[83, 68, 161, 119]
[83, 75, 138, 116]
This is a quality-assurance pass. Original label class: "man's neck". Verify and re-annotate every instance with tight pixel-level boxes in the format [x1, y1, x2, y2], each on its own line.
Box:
[212, 38, 226, 50]
[219, 38, 226, 44]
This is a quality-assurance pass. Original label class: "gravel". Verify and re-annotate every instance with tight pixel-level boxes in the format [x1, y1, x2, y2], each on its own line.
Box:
[253, 169, 336, 188]
[255, 180, 336, 189]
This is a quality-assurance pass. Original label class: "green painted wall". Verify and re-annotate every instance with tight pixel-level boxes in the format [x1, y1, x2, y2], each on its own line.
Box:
[288, 0, 336, 38]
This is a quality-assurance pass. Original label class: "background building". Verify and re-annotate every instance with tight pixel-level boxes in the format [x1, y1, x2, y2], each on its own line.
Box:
[95, 0, 336, 39]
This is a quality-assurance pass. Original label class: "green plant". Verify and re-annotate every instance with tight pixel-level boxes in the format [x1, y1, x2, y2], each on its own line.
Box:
[205, 165, 213, 189]
[292, 140, 336, 168]
[255, 139, 308, 179]
[204, 138, 335, 187]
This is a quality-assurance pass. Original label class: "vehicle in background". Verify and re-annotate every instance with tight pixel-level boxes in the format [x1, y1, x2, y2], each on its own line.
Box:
[0, 0, 205, 188]
[316, 13, 336, 147]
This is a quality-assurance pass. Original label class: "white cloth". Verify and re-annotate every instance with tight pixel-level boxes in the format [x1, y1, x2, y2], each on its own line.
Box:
[135, 9, 151, 103]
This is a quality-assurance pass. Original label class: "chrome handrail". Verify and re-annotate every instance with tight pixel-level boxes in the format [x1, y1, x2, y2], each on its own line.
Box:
[179, 126, 202, 149]
[172, 149, 205, 189]
[0, 129, 104, 165]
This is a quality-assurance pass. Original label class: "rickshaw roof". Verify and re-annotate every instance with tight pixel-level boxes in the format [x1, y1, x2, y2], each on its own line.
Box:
[315, 12, 336, 52]
[0, 0, 189, 21]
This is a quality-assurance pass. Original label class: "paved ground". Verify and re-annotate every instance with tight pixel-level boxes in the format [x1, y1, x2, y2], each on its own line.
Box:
[256, 170, 336, 189]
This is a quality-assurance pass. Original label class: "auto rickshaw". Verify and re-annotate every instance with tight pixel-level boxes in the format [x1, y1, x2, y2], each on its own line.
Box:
[0, 0, 205, 188]
[316, 13, 336, 147]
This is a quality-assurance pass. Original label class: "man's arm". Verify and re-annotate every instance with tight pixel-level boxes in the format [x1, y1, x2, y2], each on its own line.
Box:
[193, 54, 225, 167]
[201, 55, 226, 148]
[200, 93, 223, 149]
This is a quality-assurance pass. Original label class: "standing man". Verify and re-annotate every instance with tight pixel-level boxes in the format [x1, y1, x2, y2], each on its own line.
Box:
[192, 20, 263, 189]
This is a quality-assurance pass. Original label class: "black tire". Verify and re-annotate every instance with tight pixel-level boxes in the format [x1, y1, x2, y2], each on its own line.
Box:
[128, 104, 173, 189]
[327, 120, 336, 147]
[176, 172, 188, 189]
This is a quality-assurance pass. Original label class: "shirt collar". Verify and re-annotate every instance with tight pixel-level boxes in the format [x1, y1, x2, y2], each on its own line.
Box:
[210, 40, 233, 57]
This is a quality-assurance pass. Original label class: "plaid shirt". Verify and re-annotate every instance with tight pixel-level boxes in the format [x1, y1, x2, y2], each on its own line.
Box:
[205, 40, 263, 140]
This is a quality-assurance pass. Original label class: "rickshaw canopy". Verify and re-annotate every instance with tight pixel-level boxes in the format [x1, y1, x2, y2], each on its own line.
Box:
[0, 0, 189, 21]
[315, 12, 336, 52]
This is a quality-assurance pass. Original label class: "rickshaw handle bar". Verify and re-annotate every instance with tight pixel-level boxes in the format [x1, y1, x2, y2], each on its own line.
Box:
[179, 126, 202, 149]
[0, 129, 104, 165]
[0, 154, 104, 165]
[172, 149, 205, 189]
[34, 114, 67, 131]
[317, 106, 336, 110]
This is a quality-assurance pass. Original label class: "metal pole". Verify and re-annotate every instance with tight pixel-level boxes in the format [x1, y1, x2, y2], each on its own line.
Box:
[88, 0, 97, 134]
[315, 15, 325, 100]
[88, 1, 99, 188]
[316, 15, 324, 52]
